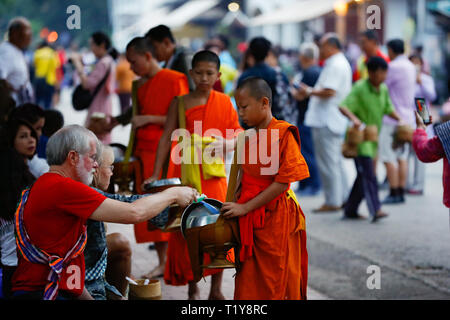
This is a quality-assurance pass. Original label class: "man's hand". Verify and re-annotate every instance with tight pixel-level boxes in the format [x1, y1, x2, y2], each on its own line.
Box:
[221, 202, 249, 219]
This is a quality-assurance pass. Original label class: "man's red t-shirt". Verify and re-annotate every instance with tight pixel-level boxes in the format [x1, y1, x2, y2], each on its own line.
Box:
[12, 173, 106, 297]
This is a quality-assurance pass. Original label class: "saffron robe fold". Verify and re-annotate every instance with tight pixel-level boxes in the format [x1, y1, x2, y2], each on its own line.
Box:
[133, 69, 189, 243]
[234, 117, 310, 300]
[164, 90, 242, 285]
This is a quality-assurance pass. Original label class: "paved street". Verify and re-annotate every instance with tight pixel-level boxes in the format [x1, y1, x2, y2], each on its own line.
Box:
[57, 88, 450, 300]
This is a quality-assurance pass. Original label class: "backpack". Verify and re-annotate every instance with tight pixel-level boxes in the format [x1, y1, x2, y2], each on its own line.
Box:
[272, 68, 298, 126]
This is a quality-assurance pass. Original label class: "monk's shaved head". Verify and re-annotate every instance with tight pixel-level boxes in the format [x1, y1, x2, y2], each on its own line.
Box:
[126, 36, 156, 56]
[192, 50, 220, 70]
[237, 77, 272, 107]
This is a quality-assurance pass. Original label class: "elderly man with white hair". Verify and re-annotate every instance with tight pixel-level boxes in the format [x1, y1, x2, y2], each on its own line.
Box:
[299, 33, 352, 212]
[291, 42, 322, 196]
[11, 125, 198, 300]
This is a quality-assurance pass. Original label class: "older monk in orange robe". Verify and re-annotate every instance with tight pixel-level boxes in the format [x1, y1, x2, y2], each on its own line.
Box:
[222, 77, 309, 300]
[125, 37, 189, 279]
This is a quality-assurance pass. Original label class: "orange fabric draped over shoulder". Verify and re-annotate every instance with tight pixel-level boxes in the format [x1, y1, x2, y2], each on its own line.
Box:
[164, 90, 242, 285]
[234, 118, 310, 300]
[133, 69, 189, 243]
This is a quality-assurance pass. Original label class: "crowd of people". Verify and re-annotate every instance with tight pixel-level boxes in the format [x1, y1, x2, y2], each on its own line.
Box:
[0, 15, 449, 301]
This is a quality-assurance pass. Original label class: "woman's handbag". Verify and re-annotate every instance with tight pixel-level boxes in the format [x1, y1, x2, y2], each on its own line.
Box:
[72, 67, 111, 111]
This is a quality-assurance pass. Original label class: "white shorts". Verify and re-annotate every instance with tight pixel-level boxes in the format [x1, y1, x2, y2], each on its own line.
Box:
[378, 123, 410, 163]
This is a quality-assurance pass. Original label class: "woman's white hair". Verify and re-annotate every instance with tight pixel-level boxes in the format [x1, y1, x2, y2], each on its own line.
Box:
[46, 125, 99, 166]
[96, 144, 114, 166]
[299, 42, 319, 61]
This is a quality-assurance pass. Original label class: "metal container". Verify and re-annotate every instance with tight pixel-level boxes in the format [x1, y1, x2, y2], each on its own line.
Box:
[144, 178, 182, 194]
[181, 198, 222, 237]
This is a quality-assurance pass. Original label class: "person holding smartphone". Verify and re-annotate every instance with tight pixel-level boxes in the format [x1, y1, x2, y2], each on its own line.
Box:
[406, 54, 437, 195]
[412, 111, 450, 220]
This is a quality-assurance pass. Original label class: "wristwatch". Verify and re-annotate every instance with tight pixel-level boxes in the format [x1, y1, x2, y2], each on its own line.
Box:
[305, 86, 313, 97]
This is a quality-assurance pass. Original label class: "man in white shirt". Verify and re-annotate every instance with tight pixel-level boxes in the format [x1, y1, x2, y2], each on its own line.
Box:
[300, 33, 352, 212]
[0, 17, 33, 105]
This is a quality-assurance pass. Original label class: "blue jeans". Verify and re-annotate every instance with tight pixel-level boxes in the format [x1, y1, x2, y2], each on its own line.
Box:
[298, 124, 321, 191]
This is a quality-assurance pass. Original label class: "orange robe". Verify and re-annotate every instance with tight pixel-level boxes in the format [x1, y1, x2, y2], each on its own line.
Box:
[234, 118, 310, 300]
[133, 69, 189, 243]
[164, 90, 242, 285]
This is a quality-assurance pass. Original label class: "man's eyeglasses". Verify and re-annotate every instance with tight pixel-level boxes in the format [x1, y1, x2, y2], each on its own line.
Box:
[103, 165, 114, 171]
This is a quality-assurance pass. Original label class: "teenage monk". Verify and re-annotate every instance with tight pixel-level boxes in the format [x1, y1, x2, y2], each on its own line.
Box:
[221, 77, 309, 300]
[125, 37, 189, 279]
[143, 50, 242, 299]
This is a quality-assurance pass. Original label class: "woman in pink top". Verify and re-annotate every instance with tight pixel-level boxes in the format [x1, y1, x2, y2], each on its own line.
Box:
[412, 112, 450, 216]
[72, 32, 116, 144]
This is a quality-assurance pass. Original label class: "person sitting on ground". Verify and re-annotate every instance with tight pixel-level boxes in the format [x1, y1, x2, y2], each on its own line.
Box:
[339, 56, 402, 222]
[85, 144, 171, 300]
[0, 118, 37, 298]
[9, 103, 48, 178]
[10, 125, 198, 300]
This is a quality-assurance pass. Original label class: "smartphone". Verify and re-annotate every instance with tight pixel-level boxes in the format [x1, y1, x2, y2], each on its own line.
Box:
[415, 97, 431, 125]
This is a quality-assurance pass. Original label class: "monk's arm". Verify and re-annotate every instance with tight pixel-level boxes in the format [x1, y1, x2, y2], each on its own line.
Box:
[90, 186, 197, 224]
[145, 98, 179, 182]
[221, 181, 288, 218]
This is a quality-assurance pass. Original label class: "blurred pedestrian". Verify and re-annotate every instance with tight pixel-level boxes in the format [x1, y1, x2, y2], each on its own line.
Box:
[36, 109, 64, 159]
[353, 30, 390, 82]
[291, 42, 322, 196]
[406, 53, 437, 195]
[145, 24, 194, 91]
[213, 34, 237, 69]
[380, 39, 416, 204]
[237, 37, 279, 124]
[0, 17, 34, 105]
[302, 33, 352, 212]
[339, 57, 401, 222]
[265, 46, 298, 124]
[71, 31, 116, 145]
[33, 41, 60, 109]
[115, 53, 135, 113]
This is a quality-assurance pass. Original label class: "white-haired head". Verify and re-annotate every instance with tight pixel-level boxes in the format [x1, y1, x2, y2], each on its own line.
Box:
[46, 125, 99, 166]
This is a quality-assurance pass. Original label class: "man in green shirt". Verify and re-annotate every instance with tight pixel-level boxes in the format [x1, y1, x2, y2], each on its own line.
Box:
[339, 56, 401, 222]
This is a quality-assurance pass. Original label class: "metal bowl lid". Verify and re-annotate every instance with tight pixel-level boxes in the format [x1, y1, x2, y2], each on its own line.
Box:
[144, 178, 182, 191]
[181, 198, 223, 238]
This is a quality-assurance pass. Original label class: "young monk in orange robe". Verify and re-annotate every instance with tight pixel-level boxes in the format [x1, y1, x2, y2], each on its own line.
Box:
[126, 37, 189, 279]
[143, 50, 242, 299]
[222, 77, 309, 300]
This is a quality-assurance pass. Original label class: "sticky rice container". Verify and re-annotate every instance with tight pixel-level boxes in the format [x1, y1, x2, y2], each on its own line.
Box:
[128, 279, 162, 300]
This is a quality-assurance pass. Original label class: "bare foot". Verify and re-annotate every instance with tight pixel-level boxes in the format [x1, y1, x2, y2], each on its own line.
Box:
[208, 292, 226, 300]
[188, 287, 200, 300]
[142, 265, 164, 279]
